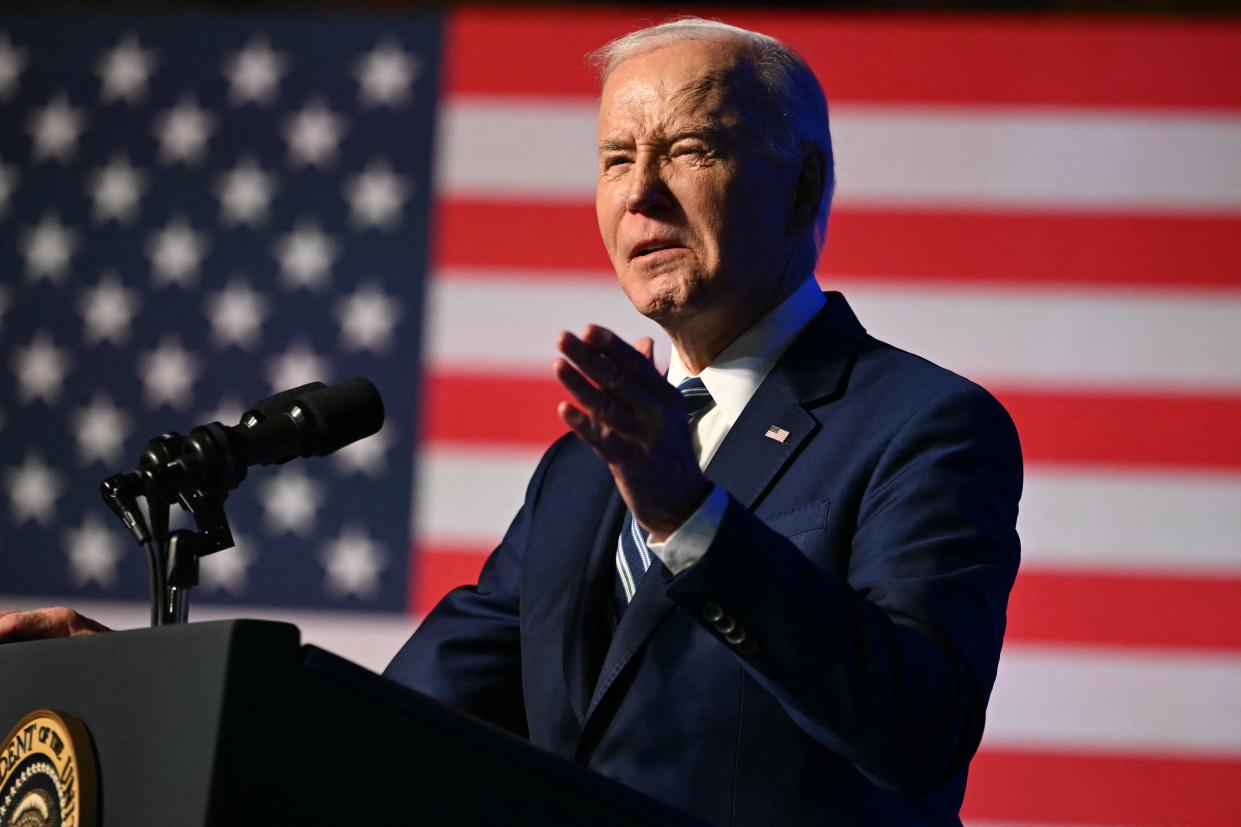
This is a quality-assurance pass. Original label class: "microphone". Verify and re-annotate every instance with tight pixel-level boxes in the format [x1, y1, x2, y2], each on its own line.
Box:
[132, 376, 384, 498]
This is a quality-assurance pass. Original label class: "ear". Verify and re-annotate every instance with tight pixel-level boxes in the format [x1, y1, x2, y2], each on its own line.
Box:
[787, 143, 827, 237]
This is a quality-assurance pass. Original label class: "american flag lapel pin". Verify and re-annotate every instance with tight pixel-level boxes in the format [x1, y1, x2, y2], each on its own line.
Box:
[764, 425, 791, 444]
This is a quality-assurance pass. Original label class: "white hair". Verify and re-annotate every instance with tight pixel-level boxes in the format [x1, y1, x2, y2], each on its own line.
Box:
[590, 17, 834, 252]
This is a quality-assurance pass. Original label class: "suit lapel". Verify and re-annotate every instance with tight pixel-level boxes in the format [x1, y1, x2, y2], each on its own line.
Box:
[562, 477, 627, 724]
[569, 292, 867, 739]
[704, 380, 818, 510]
[582, 556, 676, 724]
[705, 291, 865, 509]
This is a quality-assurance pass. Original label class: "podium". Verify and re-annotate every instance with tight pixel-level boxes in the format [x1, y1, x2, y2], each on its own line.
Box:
[0, 621, 702, 826]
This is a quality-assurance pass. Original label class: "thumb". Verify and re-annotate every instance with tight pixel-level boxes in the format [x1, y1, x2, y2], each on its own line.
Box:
[636, 337, 655, 362]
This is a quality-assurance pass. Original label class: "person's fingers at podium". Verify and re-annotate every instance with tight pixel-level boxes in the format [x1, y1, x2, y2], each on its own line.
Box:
[0, 607, 111, 643]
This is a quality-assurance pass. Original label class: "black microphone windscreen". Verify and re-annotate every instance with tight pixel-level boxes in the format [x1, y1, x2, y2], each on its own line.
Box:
[297, 377, 385, 455]
[250, 381, 325, 421]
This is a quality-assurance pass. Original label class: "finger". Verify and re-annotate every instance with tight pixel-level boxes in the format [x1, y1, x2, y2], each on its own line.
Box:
[636, 337, 655, 362]
[558, 332, 658, 409]
[580, 326, 669, 394]
[557, 331, 615, 387]
[554, 358, 643, 435]
[0, 607, 107, 644]
[557, 402, 643, 466]
[558, 400, 605, 451]
[558, 399, 589, 431]
[0, 610, 53, 643]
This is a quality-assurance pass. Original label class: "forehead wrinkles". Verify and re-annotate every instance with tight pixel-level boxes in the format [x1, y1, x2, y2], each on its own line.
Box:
[600, 66, 743, 143]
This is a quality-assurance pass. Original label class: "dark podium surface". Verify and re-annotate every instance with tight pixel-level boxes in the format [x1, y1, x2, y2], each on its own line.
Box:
[0, 620, 703, 826]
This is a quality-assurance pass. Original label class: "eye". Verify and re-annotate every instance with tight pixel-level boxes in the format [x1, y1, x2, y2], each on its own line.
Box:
[671, 142, 711, 162]
[602, 154, 632, 171]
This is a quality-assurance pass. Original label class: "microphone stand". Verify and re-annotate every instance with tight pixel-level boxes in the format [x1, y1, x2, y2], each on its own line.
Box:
[141, 433, 181, 625]
[101, 433, 236, 627]
[161, 484, 234, 625]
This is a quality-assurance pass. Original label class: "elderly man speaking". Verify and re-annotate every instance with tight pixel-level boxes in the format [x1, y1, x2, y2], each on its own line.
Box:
[1, 17, 1021, 826]
[386, 17, 1023, 827]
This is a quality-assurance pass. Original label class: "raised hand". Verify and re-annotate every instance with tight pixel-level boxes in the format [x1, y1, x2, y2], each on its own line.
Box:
[555, 324, 710, 542]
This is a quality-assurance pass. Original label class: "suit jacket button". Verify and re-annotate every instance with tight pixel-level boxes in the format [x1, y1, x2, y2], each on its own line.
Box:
[725, 628, 747, 645]
[715, 616, 736, 634]
[703, 602, 724, 623]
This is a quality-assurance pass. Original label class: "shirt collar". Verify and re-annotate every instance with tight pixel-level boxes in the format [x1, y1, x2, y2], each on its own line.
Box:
[667, 276, 825, 425]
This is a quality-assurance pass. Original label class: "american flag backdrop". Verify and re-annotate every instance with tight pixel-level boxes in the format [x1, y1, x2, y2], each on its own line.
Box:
[2, 8, 1241, 825]
[0, 15, 439, 615]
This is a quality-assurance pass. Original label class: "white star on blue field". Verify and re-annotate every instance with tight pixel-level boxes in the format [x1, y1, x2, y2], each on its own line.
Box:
[0, 16, 442, 610]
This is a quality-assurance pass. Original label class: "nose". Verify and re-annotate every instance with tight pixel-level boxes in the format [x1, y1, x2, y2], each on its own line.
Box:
[625, 153, 671, 215]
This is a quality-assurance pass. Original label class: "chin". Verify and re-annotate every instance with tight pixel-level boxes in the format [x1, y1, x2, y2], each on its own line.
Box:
[621, 269, 703, 323]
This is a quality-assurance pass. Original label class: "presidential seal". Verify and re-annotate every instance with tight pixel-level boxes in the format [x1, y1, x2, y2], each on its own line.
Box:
[0, 711, 96, 827]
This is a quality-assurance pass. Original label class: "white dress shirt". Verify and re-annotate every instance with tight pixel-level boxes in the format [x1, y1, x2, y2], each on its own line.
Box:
[648, 276, 826, 573]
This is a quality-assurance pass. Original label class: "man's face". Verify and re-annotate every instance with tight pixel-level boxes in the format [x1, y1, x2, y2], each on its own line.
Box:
[595, 39, 797, 331]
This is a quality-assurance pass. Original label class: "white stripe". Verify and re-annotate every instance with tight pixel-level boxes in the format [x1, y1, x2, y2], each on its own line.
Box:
[438, 98, 598, 200]
[832, 278, 1241, 394]
[414, 447, 1241, 575]
[427, 272, 1241, 392]
[985, 643, 1241, 756]
[440, 97, 1241, 210]
[834, 106, 1241, 211]
[631, 516, 653, 570]
[616, 549, 636, 600]
[1018, 468, 1241, 574]
[413, 446, 533, 544]
[423, 270, 664, 369]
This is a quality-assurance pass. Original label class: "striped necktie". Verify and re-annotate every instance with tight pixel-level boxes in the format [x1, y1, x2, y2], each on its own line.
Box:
[614, 376, 715, 614]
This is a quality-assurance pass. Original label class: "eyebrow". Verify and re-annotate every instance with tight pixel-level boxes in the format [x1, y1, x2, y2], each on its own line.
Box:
[597, 124, 726, 154]
[667, 125, 726, 143]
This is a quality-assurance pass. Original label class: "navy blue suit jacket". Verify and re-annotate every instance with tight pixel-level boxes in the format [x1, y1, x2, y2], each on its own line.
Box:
[386, 292, 1023, 825]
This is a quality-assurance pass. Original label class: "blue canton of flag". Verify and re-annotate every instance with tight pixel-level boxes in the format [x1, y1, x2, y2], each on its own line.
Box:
[0, 15, 441, 611]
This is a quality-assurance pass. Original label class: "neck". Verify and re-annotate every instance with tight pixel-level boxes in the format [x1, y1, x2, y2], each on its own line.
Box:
[666, 269, 808, 374]
[666, 315, 740, 375]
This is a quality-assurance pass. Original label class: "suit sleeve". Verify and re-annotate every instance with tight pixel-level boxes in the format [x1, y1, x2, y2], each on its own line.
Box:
[383, 437, 568, 739]
[664, 384, 1023, 794]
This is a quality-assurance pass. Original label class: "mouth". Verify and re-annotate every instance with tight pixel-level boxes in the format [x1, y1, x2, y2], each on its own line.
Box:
[629, 240, 685, 261]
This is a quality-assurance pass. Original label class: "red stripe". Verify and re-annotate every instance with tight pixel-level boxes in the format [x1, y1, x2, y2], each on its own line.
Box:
[446, 9, 1241, 109]
[432, 198, 611, 273]
[1008, 570, 1241, 652]
[422, 372, 1241, 471]
[964, 749, 1241, 826]
[421, 372, 566, 448]
[434, 199, 1241, 292]
[996, 388, 1241, 471]
[410, 545, 491, 616]
[826, 208, 1241, 291]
